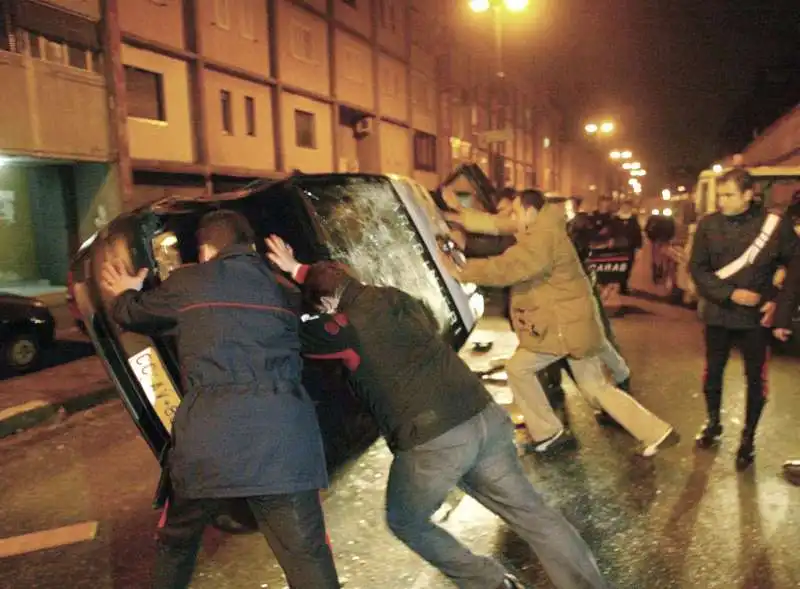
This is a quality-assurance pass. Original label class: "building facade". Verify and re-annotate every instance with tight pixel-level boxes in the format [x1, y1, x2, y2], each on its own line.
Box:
[0, 0, 609, 294]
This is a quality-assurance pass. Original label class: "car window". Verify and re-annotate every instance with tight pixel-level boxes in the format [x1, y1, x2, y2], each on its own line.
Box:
[297, 176, 460, 339]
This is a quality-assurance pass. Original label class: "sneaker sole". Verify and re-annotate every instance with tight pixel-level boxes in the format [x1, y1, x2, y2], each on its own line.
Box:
[641, 427, 679, 457]
[533, 428, 566, 453]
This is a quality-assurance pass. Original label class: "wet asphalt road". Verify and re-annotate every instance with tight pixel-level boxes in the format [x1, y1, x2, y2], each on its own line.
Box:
[1, 295, 799, 589]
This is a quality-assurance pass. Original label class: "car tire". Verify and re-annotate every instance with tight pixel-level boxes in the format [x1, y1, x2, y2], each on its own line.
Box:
[3, 332, 41, 372]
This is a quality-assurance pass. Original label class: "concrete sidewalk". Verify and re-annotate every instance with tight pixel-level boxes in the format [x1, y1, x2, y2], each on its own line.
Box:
[0, 356, 115, 439]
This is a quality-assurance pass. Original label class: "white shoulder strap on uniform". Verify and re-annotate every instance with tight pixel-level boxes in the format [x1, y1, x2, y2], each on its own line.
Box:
[715, 213, 781, 280]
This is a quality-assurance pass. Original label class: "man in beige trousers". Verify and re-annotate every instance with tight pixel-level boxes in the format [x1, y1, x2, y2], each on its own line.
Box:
[442, 189, 678, 457]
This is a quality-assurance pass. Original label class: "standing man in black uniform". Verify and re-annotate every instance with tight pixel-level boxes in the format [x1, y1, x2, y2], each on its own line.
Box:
[101, 211, 338, 589]
[689, 168, 796, 470]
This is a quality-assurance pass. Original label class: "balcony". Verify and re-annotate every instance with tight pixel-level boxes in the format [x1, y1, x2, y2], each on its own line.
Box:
[0, 50, 110, 162]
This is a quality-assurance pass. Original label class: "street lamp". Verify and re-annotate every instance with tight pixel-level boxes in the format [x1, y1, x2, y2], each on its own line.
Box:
[610, 150, 621, 160]
[584, 121, 614, 135]
[469, 0, 530, 77]
[630, 161, 641, 170]
[621, 150, 633, 159]
[662, 189, 671, 200]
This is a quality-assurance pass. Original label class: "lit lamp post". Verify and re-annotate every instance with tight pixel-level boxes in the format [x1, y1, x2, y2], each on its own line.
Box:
[469, 0, 530, 79]
[585, 121, 615, 135]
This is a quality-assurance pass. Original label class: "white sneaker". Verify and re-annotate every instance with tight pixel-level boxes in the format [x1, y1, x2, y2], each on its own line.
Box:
[641, 427, 679, 457]
[533, 427, 567, 453]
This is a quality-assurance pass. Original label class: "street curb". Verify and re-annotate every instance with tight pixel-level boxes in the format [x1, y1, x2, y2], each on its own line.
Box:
[0, 387, 118, 440]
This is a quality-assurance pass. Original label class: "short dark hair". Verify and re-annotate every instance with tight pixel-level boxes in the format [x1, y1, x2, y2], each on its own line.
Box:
[498, 187, 516, 202]
[719, 167, 754, 192]
[518, 189, 546, 211]
[302, 261, 353, 308]
[196, 209, 255, 251]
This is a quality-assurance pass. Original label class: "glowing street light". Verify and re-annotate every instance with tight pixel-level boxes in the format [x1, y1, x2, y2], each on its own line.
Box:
[712, 163, 723, 173]
[631, 169, 647, 177]
[628, 178, 638, 186]
[622, 162, 633, 170]
[662, 189, 671, 200]
[469, 0, 491, 12]
[470, 0, 529, 13]
[621, 150, 633, 159]
[610, 151, 622, 160]
[630, 161, 641, 170]
[678, 185, 687, 192]
[584, 121, 614, 135]
[504, 0, 530, 11]
[651, 209, 661, 216]
[663, 208, 673, 217]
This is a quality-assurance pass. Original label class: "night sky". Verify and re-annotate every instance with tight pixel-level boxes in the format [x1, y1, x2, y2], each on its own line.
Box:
[479, 0, 800, 190]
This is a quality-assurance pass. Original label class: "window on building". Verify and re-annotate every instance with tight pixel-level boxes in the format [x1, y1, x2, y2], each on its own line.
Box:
[125, 65, 166, 121]
[244, 96, 256, 136]
[291, 21, 316, 63]
[414, 132, 437, 172]
[214, 0, 230, 30]
[380, 0, 398, 32]
[67, 45, 87, 69]
[344, 47, 365, 83]
[220, 90, 233, 134]
[240, 0, 256, 40]
[295, 110, 316, 149]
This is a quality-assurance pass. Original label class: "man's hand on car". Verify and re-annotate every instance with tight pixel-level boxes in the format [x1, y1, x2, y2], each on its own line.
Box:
[731, 289, 761, 307]
[773, 328, 792, 342]
[265, 235, 301, 276]
[101, 259, 148, 297]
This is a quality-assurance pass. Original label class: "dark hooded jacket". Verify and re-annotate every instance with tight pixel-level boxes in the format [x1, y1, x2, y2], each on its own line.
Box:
[111, 245, 328, 498]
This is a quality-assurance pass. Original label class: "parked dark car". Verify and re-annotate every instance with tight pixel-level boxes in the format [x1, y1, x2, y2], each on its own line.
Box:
[70, 171, 485, 531]
[0, 293, 56, 372]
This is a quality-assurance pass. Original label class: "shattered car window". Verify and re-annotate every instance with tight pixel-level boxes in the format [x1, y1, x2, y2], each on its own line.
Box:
[300, 176, 456, 334]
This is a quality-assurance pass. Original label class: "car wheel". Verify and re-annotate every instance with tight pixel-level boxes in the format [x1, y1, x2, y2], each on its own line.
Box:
[4, 333, 41, 372]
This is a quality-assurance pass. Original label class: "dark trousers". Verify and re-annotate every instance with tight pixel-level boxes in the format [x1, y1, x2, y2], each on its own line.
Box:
[703, 325, 770, 435]
[385, 404, 608, 589]
[153, 490, 339, 589]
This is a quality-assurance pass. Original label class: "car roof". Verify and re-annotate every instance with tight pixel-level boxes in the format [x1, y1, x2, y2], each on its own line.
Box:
[699, 166, 800, 179]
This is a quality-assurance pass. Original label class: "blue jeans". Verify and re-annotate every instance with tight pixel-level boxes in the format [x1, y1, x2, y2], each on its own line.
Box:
[385, 404, 608, 589]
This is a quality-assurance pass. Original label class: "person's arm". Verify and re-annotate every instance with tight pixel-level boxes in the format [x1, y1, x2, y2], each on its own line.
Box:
[444, 208, 517, 236]
[689, 219, 737, 304]
[774, 251, 800, 331]
[451, 229, 553, 287]
[300, 314, 361, 371]
[101, 260, 183, 333]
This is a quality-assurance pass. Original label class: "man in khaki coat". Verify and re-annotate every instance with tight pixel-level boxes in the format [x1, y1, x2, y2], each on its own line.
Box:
[442, 189, 677, 457]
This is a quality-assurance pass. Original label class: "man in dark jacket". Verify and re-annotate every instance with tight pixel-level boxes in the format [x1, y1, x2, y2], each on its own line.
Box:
[266, 238, 609, 589]
[101, 211, 337, 588]
[773, 215, 800, 485]
[689, 168, 797, 471]
[614, 199, 643, 294]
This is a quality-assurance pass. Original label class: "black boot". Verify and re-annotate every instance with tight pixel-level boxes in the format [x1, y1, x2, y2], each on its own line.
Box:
[736, 431, 755, 471]
[695, 418, 723, 449]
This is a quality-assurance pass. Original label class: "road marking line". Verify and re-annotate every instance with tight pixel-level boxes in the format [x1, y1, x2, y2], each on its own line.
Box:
[0, 401, 50, 422]
[0, 521, 99, 559]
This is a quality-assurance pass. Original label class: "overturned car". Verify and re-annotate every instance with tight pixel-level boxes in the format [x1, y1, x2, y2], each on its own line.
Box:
[70, 171, 486, 530]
